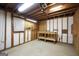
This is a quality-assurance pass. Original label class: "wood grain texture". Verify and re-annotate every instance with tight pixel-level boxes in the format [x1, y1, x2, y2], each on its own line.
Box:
[25, 21, 38, 40]
[73, 7, 79, 55]
[38, 21, 47, 31]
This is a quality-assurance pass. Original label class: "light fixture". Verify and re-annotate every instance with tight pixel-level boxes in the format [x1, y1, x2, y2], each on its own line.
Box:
[18, 3, 34, 12]
[50, 5, 63, 12]
[27, 18, 37, 23]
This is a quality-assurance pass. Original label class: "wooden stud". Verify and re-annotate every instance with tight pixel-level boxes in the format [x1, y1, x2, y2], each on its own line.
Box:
[67, 16, 68, 44]
[19, 33, 20, 45]
[61, 15, 63, 42]
[57, 16, 58, 42]
[53, 17, 54, 32]
[13, 15, 25, 20]
[11, 11, 14, 47]
[24, 18, 26, 43]
[13, 31, 24, 33]
[4, 9, 7, 49]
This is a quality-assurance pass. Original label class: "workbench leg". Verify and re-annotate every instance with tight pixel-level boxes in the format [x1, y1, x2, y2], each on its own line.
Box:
[44, 39, 46, 42]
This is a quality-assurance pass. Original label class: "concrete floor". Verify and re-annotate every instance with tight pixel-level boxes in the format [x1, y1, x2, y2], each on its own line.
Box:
[3, 40, 77, 56]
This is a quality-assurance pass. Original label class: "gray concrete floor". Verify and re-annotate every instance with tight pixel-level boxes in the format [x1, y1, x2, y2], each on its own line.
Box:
[3, 40, 77, 56]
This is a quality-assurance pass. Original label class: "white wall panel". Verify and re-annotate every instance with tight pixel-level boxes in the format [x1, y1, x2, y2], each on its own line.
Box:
[68, 16, 73, 44]
[62, 34, 67, 43]
[62, 17, 67, 29]
[58, 18, 62, 42]
[14, 17, 24, 31]
[14, 33, 19, 46]
[6, 12, 11, 48]
[46, 16, 73, 44]
[0, 10, 5, 50]
[62, 17, 67, 43]
[20, 33, 24, 44]
[50, 19, 54, 32]
[54, 18, 57, 32]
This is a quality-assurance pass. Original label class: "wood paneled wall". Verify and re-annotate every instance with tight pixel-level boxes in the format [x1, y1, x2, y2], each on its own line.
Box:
[38, 7, 79, 55]
[38, 16, 73, 44]
[25, 21, 38, 40]
[38, 21, 47, 31]
[73, 7, 79, 55]
[0, 9, 38, 51]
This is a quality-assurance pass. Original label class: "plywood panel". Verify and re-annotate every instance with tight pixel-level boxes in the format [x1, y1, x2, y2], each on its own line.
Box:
[47, 20, 50, 31]
[39, 21, 46, 31]
[35, 31, 37, 39]
[6, 12, 11, 48]
[20, 33, 24, 44]
[31, 31, 36, 40]
[25, 20, 37, 42]
[25, 30, 32, 42]
[43, 21, 47, 31]
[25, 21, 37, 30]
[14, 33, 19, 46]
[25, 30, 28, 42]
[0, 10, 5, 50]
[28, 30, 31, 41]
[73, 8, 79, 55]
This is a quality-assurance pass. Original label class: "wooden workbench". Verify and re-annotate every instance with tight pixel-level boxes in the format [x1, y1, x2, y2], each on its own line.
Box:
[38, 31, 58, 43]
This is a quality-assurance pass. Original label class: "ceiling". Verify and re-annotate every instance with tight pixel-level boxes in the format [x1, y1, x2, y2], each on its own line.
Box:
[0, 3, 79, 21]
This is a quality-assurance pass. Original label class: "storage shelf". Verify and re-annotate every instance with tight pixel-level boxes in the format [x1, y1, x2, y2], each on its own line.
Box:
[38, 31, 58, 43]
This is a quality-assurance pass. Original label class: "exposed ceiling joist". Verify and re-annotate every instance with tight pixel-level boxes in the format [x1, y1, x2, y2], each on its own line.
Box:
[0, 3, 79, 21]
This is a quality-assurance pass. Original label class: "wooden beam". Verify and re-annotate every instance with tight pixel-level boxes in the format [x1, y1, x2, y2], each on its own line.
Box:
[27, 3, 59, 17]
[26, 8, 40, 16]
[32, 4, 77, 18]
[11, 10, 14, 47]
[4, 7, 7, 50]
[26, 3, 56, 16]
[35, 7, 77, 21]
[29, 4, 79, 21]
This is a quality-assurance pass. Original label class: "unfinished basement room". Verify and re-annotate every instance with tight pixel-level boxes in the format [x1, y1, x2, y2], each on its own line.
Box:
[0, 3, 79, 56]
